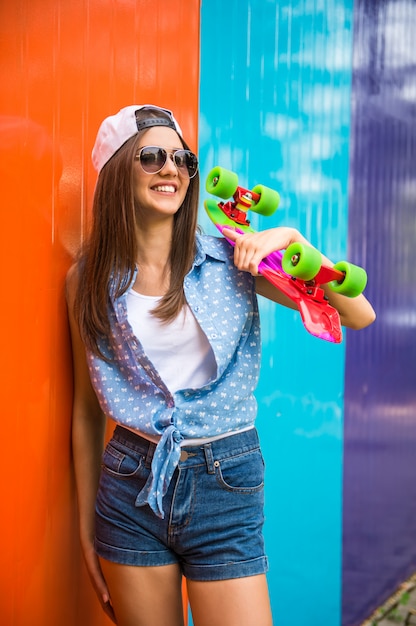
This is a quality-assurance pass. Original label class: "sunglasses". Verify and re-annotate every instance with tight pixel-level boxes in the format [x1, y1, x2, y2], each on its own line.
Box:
[135, 145, 198, 178]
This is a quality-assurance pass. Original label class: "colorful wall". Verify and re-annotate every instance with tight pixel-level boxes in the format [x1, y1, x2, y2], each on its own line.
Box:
[342, 1, 416, 622]
[1, 1, 415, 626]
[0, 1, 199, 624]
[198, 2, 416, 625]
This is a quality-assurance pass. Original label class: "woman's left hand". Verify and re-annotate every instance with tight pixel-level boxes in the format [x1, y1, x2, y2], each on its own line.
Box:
[222, 226, 309, 276]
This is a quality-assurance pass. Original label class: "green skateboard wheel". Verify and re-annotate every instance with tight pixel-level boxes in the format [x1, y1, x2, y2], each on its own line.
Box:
[251, 184, 280, 216]
[329, 261, 367, 297]
[205, 166, 238, 199]
[282, 242, 322, 281]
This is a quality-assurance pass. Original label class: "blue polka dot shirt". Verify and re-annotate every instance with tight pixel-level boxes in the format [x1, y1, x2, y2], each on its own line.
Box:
[87, 234, 261, 517]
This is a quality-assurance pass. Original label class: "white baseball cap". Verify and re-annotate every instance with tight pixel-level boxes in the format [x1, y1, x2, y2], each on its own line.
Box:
[92, 104, 183, 172]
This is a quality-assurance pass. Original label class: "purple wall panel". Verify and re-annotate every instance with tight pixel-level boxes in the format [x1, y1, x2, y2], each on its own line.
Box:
[343, 1, 416, 624]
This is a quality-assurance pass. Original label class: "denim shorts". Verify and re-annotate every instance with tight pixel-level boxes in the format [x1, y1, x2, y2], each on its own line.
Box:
[95, 425, 268, 581]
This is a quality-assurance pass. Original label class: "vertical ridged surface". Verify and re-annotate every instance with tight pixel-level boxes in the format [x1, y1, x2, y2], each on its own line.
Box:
[199, 2, 354, 624]
[343, 1, 416, 624]
[0, 1, 200, 624]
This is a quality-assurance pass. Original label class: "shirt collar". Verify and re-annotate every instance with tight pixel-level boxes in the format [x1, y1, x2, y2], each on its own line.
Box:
[194, 232, 229, 266]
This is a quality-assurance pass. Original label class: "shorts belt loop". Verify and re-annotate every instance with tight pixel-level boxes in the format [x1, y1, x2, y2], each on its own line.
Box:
[203, 443, 215, 474]
[145, 441, 156, 466]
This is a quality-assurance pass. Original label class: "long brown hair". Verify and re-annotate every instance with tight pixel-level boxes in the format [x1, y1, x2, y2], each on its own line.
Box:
[74, 109, 200, 358]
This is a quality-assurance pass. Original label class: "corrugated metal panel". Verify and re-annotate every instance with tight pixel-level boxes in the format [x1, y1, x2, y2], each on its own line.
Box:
[199, 2, 354, 625]
[0, 1, 200, 624]
[343, 1, 416, 624]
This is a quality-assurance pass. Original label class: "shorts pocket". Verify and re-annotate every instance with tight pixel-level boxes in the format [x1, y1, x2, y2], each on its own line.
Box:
[102, 441, 146, 478]
[214, 448, 265, 493]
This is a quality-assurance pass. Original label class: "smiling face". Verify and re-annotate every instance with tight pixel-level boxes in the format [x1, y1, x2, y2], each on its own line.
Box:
[132, 126, 190, 226]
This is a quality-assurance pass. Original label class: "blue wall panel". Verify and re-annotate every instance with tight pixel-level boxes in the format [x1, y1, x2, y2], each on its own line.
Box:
[199, 2, 354, 624]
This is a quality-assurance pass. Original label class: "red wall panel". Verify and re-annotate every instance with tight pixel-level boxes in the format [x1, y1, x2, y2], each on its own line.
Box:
[0, 2, 200, 624]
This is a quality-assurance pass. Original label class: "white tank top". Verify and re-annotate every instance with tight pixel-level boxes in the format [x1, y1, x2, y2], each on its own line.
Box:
[126, 289, 217, 393]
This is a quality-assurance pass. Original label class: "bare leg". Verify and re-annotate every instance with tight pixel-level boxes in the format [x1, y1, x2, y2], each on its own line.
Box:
[187, 574, 273, 626]
[100, 559, 185, 626]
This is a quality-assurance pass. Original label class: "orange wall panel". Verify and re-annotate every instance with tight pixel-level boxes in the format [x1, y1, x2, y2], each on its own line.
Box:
[0, 1, 200, 624]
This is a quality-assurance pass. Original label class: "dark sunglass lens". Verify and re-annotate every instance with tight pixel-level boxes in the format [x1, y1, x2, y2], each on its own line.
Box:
[140, 147, 166, 173]
[174, 150, 198, 177]
[186, 152, 198, 178]
[174, 151, 188, 172]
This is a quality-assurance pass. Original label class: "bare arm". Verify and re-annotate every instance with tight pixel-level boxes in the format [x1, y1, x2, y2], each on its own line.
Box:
[222, 226, 376, 330]
[66, 266, 116, 622]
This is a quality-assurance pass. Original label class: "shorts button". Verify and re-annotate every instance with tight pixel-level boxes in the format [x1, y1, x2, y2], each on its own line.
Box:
[180, 450, 189, 462]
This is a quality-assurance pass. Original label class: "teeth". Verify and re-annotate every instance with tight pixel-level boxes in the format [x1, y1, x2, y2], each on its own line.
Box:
[153, 185, 175, 193]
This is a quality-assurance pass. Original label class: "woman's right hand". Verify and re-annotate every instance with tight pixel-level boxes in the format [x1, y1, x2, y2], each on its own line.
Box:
[83, 540, 117, 623]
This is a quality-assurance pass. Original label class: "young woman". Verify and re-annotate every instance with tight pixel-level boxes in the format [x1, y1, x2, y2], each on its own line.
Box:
[67, 104, 375, 626]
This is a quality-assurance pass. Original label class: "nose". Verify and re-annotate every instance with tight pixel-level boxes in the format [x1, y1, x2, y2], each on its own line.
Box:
[160, 152, 178, 176]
